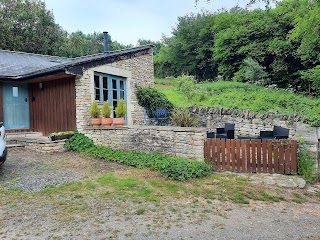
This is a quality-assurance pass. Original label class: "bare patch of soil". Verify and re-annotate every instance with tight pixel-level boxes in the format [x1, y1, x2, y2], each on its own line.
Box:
[155, 84, 174, 89]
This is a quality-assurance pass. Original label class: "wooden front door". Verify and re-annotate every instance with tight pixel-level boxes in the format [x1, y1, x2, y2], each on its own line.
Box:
[29, 77, 76, 135]
[2, 83, 30, 129]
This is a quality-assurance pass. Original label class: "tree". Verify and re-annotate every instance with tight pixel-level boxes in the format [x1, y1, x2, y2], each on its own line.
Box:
[243, 58, 269, 85]
[137, 39, 163, 55]
[155, 12, 215, 80]
[58, 31, 134, 58]
[0, 0, 65, 55]
[0, 0, 134, 57]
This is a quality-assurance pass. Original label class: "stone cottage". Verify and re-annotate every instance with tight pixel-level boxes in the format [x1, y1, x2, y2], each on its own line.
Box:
[0, 32, 154, 135]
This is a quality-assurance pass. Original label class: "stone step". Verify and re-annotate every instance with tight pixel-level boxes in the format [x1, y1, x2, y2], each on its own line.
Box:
[6, 144, 25, 148]
[6, 132, 43, 138]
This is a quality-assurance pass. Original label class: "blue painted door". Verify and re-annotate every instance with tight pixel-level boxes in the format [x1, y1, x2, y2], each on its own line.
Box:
[3, 83, 30, 129]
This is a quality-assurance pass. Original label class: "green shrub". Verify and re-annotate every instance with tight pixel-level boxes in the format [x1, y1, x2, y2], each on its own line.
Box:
[232, 68, 246, 82]
[136, 87, 174, 117]
[170, 107, 199, 127]
[48, 130, 76, 137]
[297, 139, 318, 183]
[115, 99, 126, 117]
[300, 65, 320, 95]
[89, 101, 100, 118]
[65, 133, 212, 181]
[101, 101, 112, 118]
[243, 58, 269, 86]
[64, 133, 94, 152]
[175, 75, 196, 100]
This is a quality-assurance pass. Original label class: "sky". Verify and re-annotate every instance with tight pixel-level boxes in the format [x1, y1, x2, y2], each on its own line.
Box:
[44, 0, 258, 46]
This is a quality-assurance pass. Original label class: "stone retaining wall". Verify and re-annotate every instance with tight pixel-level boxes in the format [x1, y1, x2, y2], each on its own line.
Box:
[23, 141, 66, 153]
[190, 106, 318, 150]
[83, 125, 206, 161]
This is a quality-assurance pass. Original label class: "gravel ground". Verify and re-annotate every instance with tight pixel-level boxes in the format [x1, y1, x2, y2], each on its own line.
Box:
[0, 148, 320, 240]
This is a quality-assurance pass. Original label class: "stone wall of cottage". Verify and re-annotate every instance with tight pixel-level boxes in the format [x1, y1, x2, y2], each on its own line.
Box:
[83, 125, 206, 161]
[75, 50, 154, 132]
[190, 106, 319, 151]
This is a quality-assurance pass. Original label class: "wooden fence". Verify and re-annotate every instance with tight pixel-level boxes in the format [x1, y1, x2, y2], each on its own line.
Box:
[204, 138, 298, 175]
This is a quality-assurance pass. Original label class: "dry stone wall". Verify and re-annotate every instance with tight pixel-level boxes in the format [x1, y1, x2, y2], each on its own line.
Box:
[83, 125, 206, 161]
[191, 106, 319, 150]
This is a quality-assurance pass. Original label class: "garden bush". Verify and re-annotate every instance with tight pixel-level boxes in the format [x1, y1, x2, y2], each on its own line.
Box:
[297, 138, 319, 183]
[170, 107, 199, 127]
[65, 133, 212, 181]
[175, 75, 197, 100]
[64, 133, 94, 152]
[136, 87, 174, 117]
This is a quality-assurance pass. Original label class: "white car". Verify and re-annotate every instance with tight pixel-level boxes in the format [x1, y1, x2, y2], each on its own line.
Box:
[0, 122, 7, 166]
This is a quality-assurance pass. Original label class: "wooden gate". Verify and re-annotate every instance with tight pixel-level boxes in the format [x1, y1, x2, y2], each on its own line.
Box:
[204, 138, 298, 174]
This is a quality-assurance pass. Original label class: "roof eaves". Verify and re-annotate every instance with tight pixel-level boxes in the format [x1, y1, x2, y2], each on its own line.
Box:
[65, 45, 153, 68]
[0, 64, 67, 81]
[0, 45, 153, 81]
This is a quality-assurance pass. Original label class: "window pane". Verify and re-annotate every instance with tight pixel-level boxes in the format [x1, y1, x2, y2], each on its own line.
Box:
[103, 77, 108, 89]
[113, 90, 117, 100]
[112, 79, 117, 89]
[103, 90, 108, 101]
[120, 81, 124, 90]
[113, 101, 117, 109]
[94, 75, 100, 88]
[95, 88, 100, 101]
[120, 91, 124, 99]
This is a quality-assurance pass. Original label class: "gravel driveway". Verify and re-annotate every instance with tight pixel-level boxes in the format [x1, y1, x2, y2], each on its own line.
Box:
[0, 148, 319, 240]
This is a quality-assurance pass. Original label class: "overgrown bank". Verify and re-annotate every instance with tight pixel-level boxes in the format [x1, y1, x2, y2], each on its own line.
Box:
[156, 79, 320, 127]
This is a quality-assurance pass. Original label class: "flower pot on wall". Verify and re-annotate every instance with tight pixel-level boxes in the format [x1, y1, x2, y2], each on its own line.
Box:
[101, 117, 113, 126]
[91, 118, 101, 126]
[113, 117, 124, 126]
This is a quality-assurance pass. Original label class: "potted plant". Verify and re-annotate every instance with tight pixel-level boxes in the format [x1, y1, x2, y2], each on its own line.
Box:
[101, 101, 113, 126]
[113, 98, 126, 126]
[90, 101, 101, 126]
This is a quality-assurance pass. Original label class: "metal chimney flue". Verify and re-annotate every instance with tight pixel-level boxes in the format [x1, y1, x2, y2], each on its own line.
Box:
[103, 31, 109, 53]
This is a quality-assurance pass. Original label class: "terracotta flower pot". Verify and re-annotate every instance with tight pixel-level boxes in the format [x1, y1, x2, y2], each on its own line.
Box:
[113, 117, 124, 126]
[91, 118, 101, 126]
[101, 117, 113, 126]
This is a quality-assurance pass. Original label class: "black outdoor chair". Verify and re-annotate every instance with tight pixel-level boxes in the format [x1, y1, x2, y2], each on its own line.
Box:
[216, 123, 235, 139]
[259, 125, 289, 140]
[206, 131, 215, 139]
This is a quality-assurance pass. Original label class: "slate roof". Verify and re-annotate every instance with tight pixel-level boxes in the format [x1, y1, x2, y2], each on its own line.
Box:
[0, 45, 152, 81]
